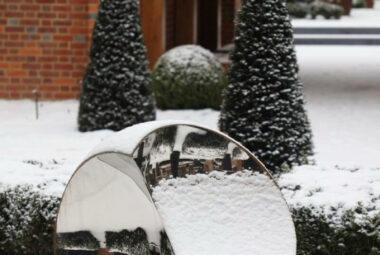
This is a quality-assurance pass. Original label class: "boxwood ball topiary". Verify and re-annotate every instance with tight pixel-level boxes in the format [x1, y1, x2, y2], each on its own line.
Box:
[152, 45, 227, 110]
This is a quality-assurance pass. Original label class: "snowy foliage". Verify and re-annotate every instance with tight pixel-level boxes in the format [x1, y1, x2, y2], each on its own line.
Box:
[0, 185, 59, 255]
[280, 165, 380, 254]
[286, 2, 310, 18]
[293, 205, 380, 255]
[219, 0, 313, 173]
[152, 45, 227, 109]
[78, 0, 155, 131]
[286, 1, 343, 20]
[310, 1, 344, 19]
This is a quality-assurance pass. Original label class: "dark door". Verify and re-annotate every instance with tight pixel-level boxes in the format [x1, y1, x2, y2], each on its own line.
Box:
[198, 0, 219, 51]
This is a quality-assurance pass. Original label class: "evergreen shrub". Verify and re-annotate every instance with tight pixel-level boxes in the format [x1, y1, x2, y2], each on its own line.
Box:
[0, 186, 59, 255]
[219, 0, 313, 173]
[293, 205, 380, 255]
[152, 45, 227, 110]
[310, 2, 344, 19]
[353, 0, 366, 8]
[78, 0, 155, 132]
[287, 2, 310, 18]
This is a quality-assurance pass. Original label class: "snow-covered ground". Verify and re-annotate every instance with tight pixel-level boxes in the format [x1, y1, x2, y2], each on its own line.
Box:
[0, 46, 379, 216]
[291, 0, 380, 27]
[296, 46, 380, 167]
[285, 46, 380, 213]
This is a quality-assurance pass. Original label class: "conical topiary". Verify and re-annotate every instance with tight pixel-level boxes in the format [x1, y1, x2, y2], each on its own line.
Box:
[219, 0, 313, 173]
[78, 0, 155, 132]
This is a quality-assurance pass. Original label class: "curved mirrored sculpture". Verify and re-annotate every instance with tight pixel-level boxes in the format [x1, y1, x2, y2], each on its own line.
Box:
[55, 121, 296, 255]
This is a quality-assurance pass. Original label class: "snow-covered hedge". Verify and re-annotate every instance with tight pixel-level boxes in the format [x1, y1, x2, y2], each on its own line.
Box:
[152, 45, 227, 110]
[353, 0, 366, 8]
[293, 205, 379, 255]
[310, 1, 344, 19]
[287, 1, 343, 20]
[0, 184, 378, 254]
[280, 164, 380, 254]
[287, 2, 310, 18]
[0, 186, 59, 255]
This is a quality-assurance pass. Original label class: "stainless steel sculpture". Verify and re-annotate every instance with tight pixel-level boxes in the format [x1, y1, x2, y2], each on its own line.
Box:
[55, 120, 296, 255]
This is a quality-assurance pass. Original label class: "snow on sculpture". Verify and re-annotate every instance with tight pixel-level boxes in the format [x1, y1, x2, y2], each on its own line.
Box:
[55, 120, 296, 255]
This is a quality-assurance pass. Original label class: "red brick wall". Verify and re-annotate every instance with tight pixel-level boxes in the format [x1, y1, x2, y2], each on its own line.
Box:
[0, 0, 98, 100]
[0, 0, 234, 100]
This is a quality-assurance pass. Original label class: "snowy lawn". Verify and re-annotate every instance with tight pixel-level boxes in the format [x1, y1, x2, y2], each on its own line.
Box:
[0, 46, 379, 216]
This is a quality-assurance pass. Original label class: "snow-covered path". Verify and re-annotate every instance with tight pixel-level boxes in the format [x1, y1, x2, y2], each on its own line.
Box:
[296, 46, 380, 167]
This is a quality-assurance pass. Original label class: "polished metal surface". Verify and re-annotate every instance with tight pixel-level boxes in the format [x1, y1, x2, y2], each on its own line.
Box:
[55, 124, 277, 255]
[133, 125, 263, 190]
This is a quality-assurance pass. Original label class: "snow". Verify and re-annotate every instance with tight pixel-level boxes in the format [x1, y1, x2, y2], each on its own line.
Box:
[159, 45, 217, 70]
[88, 120, 213, 158]
[295, 46, 380, 168]
[279, 164, 379, 215]
[0, 45, 379, 219]
[291, 0, 380, 27]
[0, 100, 112, 195]
[173, 126, 206, 151]
[152, 171, 296, 255]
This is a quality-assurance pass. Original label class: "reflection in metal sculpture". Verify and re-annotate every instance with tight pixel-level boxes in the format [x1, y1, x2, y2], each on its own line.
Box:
[55, 122, 292, 255]
[135, 125, 260, 189]
[55, 153, 171, 254]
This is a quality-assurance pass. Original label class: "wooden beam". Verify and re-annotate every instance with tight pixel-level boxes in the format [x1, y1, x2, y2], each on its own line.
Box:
[235, 0, 242, 14]
[140, 0, 164, 69]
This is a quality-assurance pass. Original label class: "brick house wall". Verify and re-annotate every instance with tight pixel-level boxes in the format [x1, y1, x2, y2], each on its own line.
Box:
[0, 0, 236, 100]
[0, 0, 98, 100]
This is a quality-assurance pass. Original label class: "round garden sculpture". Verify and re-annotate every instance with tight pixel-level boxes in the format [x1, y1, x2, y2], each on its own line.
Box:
[55, 121, 296, 255]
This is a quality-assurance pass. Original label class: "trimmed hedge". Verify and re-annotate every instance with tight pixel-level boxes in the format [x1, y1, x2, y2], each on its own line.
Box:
[353, 0, 366, 8]
[0, 186, 59, 255]
[287, 1, 344, 20]
[1, 185, 378, 254]
[287, 2, 310, 18]
[294, 205, 380, 255]
[152, 45, 227, 110]
[310, 2, 344, 19]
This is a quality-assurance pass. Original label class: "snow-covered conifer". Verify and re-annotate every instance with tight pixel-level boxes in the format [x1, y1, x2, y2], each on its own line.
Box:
[219, 0, 313, 173]
[78, 0, 155, 131]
